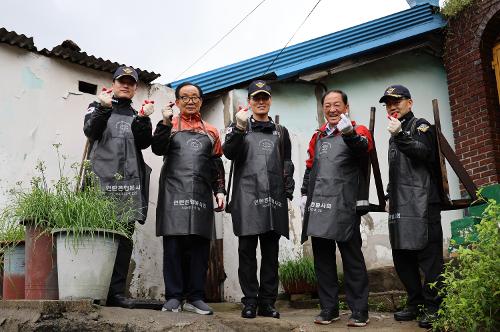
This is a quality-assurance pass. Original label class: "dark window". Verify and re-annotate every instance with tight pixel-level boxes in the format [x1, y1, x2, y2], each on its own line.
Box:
[78, 81, 97, 95]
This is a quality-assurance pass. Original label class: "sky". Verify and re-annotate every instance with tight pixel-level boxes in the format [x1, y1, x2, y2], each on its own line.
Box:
[1, 0, 442, 84]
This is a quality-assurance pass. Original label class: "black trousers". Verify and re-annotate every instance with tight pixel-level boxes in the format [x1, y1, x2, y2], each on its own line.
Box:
[163, 235, 210, 302]
[238, 231, 281, 306]
[311, 221, 369, 313]
[392, 205, 444, 311]
[108, 223, 135, 298]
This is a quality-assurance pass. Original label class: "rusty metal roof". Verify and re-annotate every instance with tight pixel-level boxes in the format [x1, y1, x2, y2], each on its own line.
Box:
[0, 28, 160, 84]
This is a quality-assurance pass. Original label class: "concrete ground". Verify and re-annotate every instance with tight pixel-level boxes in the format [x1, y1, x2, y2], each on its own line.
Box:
[0, 300, 426, 331]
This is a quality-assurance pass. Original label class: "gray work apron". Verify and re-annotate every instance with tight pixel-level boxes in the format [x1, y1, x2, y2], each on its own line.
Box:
[156, 118, 214, 239]
[388, 117, 429, 250]
[301, 133, 360, 243]
[230, 120, 288, 238]
[90, 112, 151, 222]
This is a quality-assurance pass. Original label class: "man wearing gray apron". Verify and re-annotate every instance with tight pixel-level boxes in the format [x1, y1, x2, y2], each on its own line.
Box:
[301, 90, 372, 327]
[152, 82, 226, 315]
[381, 85, 443, 329]
[84, 66, 153, 308]
[223, 80, 295, 319]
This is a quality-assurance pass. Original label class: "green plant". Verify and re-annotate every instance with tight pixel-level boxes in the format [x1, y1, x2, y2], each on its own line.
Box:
[433, 198, 500, 331]
[279, 256, 317, 289]
[0, 214, 25, 260]
[3, 161, 54, 231]
[440, 0, 474, 17]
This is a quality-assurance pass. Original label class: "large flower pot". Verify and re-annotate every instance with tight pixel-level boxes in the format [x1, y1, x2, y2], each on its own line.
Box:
[283, 280, 317, 295]
[53, 228, 119, 303]
[2, 242, 25, 299]
[25, 223, 58, 299]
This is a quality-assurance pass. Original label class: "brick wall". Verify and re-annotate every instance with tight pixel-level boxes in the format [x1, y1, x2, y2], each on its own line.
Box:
[443, 0, 500, 189]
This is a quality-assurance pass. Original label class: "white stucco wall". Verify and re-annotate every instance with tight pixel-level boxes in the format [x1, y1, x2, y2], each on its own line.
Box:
[0, 43, 169, 300]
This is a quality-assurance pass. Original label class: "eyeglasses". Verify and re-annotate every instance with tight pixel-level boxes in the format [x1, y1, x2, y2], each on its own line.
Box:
[323, 103, 344, 111]
[179, 96, 201, 103]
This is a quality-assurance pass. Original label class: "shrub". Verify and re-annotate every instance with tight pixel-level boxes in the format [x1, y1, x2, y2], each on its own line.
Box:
[440, 0, 474, 17]
[433, 198, 500, 331]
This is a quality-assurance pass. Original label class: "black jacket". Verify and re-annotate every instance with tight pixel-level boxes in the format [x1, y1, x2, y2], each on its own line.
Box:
[223, 116, 295, 200]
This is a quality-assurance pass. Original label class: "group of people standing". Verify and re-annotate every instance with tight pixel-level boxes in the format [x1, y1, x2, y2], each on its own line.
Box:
[83, 66, 444, 329]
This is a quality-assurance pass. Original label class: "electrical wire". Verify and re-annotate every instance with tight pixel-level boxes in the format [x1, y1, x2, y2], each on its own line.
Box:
[262, 0, 322, 75]
[174, 0, 267, 80]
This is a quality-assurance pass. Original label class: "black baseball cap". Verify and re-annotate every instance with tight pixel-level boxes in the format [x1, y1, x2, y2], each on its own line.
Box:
[379, 85, 411, 103]
[113, 66, 138, 83]
[248, 80, 271, 97]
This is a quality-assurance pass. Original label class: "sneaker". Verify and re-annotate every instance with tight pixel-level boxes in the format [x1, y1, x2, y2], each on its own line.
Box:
[183, 300, 214, 315]
[257, 304, 280, 319]
[314, 308, 340, 325]
[347, 311, 369, 327]
[161, 298, 182, 312]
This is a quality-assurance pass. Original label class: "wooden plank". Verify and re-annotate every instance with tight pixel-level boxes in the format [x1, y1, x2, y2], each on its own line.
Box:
[432, 99, 452, 205]
[368, 107, 386, 212]
[437, 130, 478, 201]
[205, 239, 226, 302]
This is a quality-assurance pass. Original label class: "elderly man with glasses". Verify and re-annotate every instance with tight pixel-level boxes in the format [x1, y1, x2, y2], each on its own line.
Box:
[300, 89, 372, 327]
[152, 82, 226, 315]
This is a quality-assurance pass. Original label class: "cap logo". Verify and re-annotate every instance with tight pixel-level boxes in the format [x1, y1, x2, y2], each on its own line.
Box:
[123, 67, 133, 74]
[386, 87, 395, 94]
[255, 82, 265, 88]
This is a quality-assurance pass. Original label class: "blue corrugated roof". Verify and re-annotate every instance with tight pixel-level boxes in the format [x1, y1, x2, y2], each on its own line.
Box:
[169, 3, 446, 95]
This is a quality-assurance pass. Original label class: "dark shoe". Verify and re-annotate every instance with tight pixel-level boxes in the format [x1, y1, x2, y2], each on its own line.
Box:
[241, 303, 257, 318]
[418, 309, 438, 329]
[347, 311, 369, 327]
[106, 294, 135, 308]
[314, 308, 340, 325]
[394, 306, 419, 321]
[257, 304, 280, 319]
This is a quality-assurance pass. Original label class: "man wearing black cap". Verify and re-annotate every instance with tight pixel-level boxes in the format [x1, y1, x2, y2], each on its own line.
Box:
[223, 80, 294, 319]
[380, 85, 443, 329]
[84, 66, 153, 308]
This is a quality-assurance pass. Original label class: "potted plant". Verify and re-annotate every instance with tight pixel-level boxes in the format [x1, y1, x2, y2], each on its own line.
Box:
[0, 216, 25, 299]
[50, 162, 135, 304]
[3, 161, 59, 300]
[279, 256, 317, 295]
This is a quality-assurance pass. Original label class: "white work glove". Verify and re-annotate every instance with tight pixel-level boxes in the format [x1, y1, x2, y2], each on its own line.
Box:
[215, 193, 225, 212]
[300, 195, 308, 217]
[138, 100, 155, 117]
[161, 102, 175, 126]
[235, 106, 249, 131]
[387, 116, 402, 136]
[97, 87, 113, 108]
[337, 113, 354, 135]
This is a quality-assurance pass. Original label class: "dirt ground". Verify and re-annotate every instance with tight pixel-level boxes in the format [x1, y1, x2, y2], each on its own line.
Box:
[0, 300, 427, 331]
